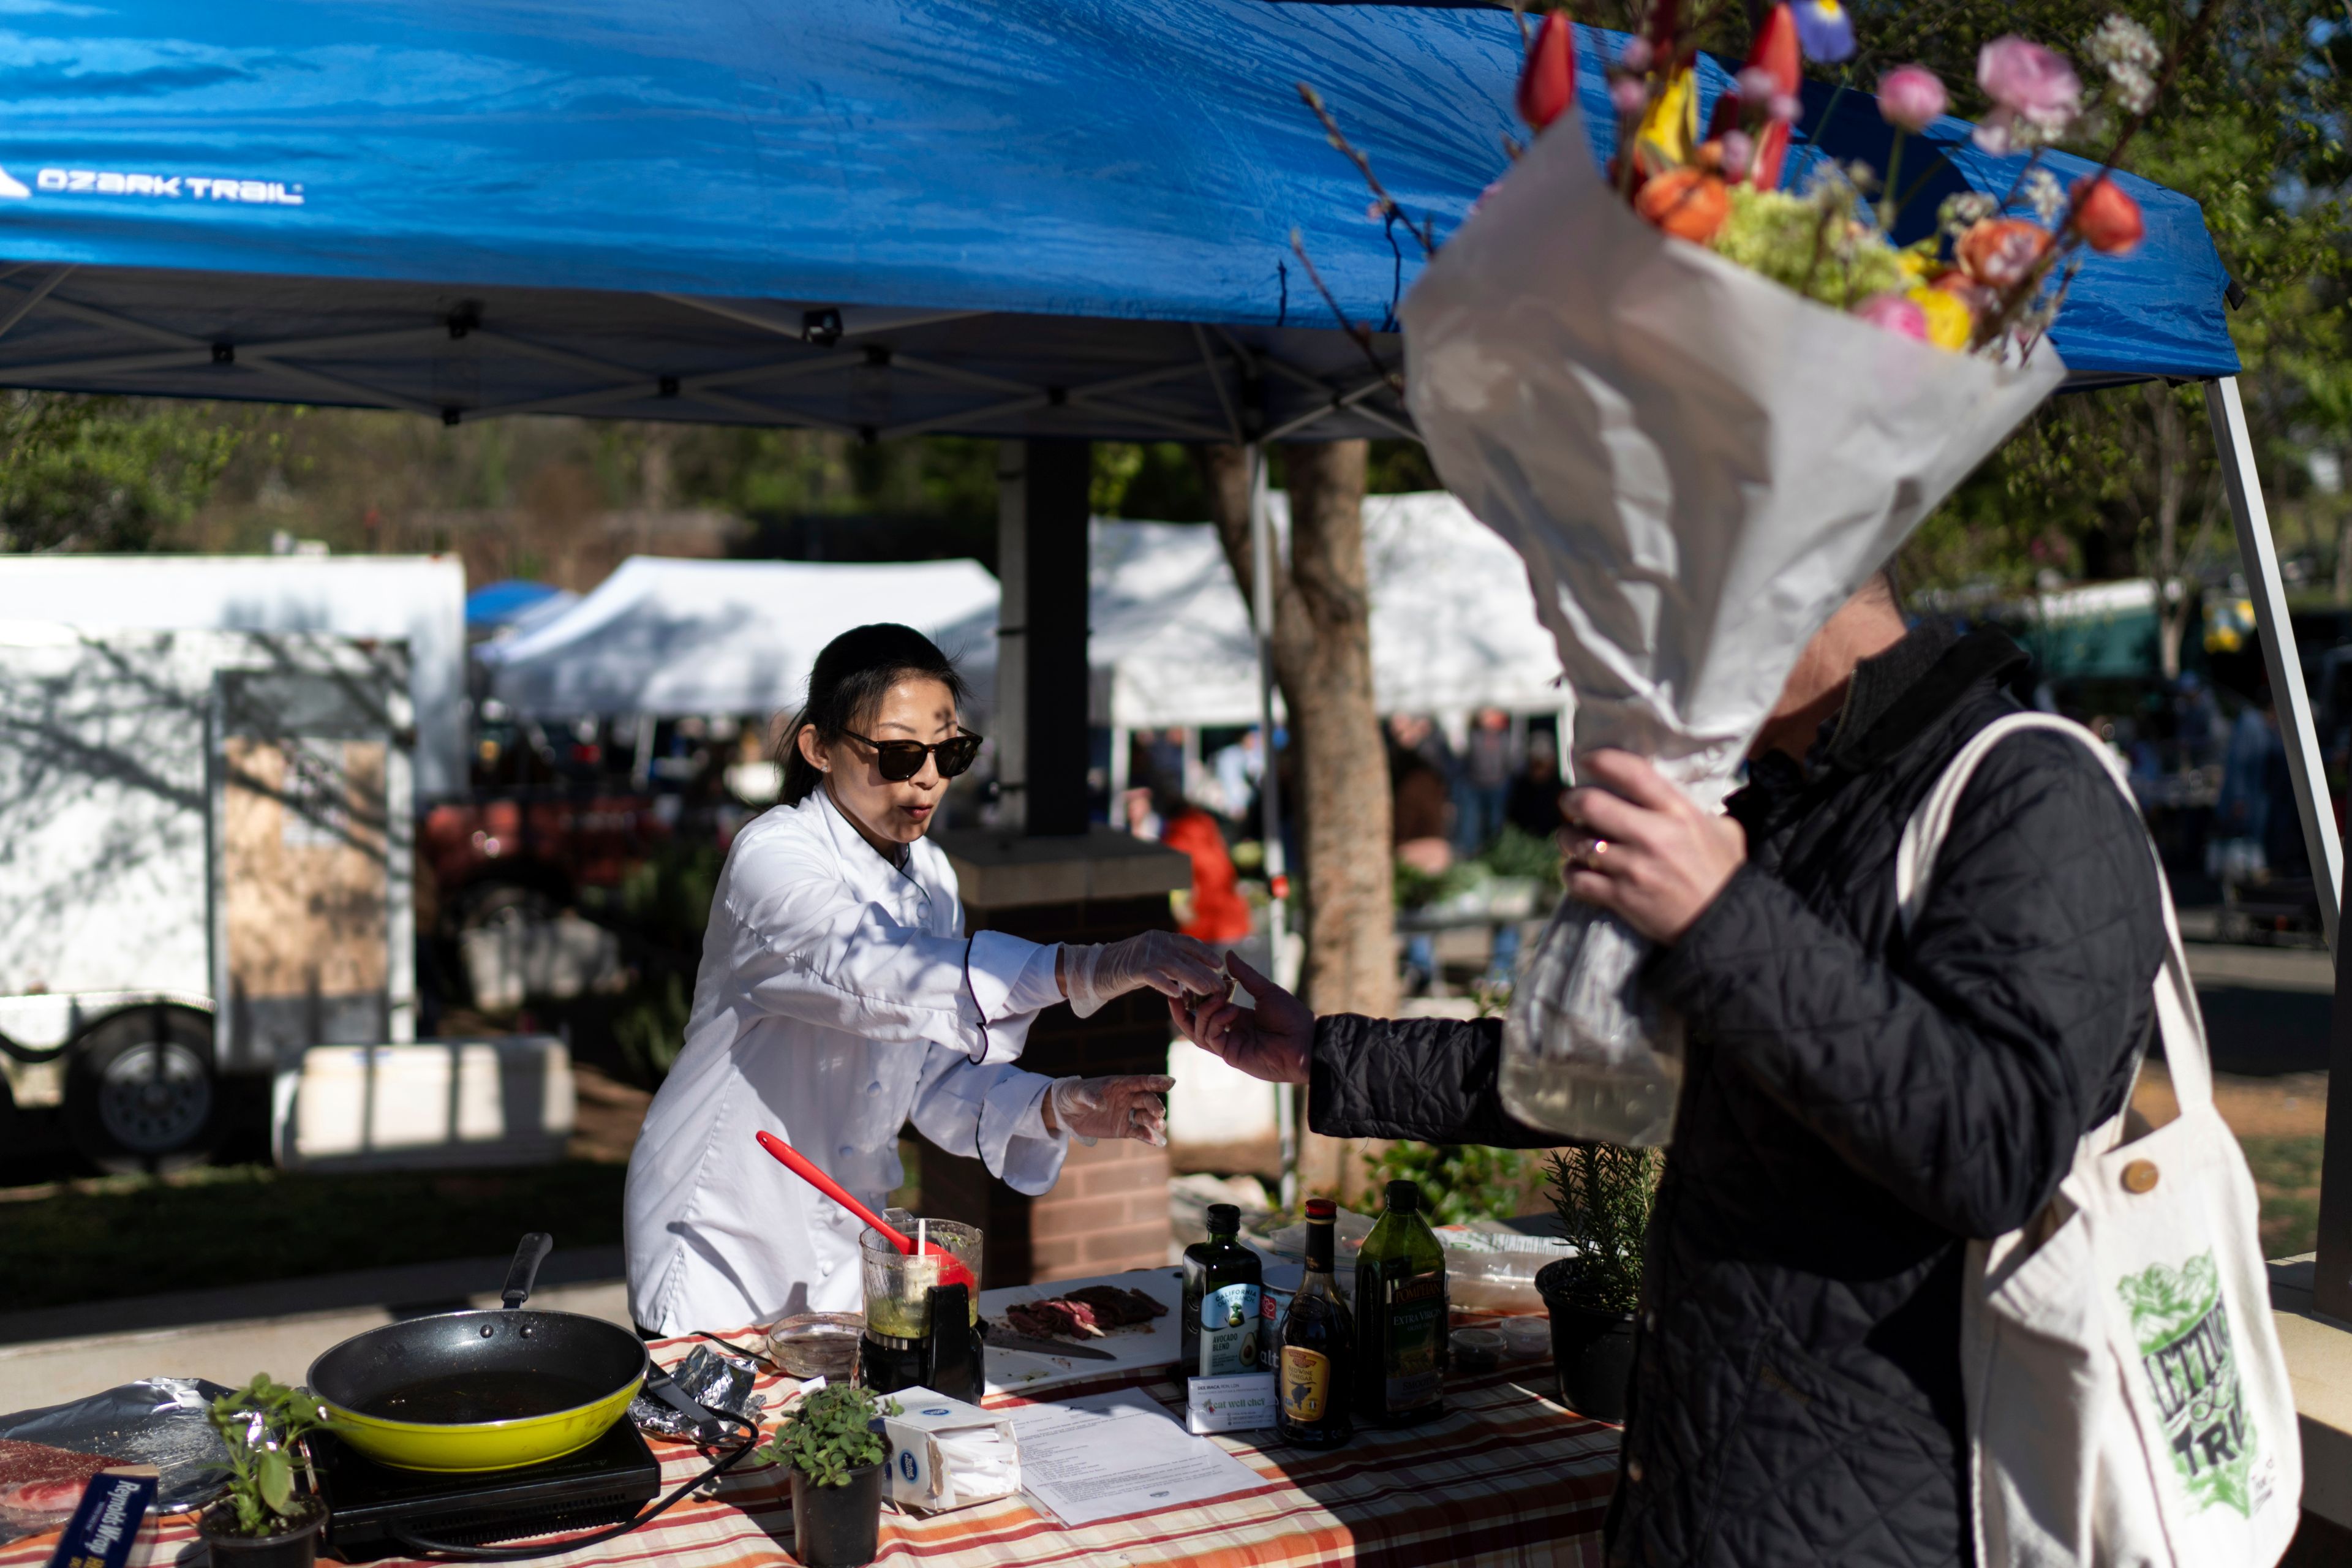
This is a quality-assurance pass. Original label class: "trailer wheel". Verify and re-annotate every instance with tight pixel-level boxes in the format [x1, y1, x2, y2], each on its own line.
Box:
[63, 1006, 221, 1174]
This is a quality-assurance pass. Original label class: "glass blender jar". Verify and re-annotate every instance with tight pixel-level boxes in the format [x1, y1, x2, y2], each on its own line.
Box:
[856, 1210, 984, 1398]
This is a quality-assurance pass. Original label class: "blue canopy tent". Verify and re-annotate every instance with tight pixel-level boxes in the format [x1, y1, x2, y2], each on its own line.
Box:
[0, 1, 2240, 432]
[0, 0, 2323, 926]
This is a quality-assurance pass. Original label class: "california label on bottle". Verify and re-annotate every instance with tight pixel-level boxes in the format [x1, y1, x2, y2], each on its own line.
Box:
[1281, 1345, 1332, 1421]
[1200, 1281, 1265, 1376]
[1383, 1270, 1446, 1409]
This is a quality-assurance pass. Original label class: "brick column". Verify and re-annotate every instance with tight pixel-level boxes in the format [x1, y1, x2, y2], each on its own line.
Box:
[923, 831, 1191, 1286]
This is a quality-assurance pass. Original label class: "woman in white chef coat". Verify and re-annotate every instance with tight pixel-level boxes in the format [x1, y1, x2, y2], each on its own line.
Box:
[625, 624, 1223, 1336]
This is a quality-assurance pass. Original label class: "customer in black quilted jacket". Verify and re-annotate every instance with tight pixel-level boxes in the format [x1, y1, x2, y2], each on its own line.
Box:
[1172, 573, 2166, 1568]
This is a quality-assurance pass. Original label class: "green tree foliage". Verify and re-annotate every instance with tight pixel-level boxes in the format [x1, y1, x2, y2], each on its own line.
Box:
[1363, 1140, 1529, 1224]
[0, 393, 244, 552]
[1859, 1, 2352, 599]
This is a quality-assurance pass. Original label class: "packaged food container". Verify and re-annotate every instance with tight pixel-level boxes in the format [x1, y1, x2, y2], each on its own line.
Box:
[1501, 1316, 1552, 1359]
[764, 1311, 864, 1379]
[1434, 1223, 1577, 1312]
[1450, 1325, 1504, 1372]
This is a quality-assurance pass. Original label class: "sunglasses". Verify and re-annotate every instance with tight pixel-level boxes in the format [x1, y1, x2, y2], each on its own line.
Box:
[842, 729, 984, 782]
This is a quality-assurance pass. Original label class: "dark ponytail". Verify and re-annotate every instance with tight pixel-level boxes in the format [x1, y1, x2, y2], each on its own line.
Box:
[778, 624, 970, 807]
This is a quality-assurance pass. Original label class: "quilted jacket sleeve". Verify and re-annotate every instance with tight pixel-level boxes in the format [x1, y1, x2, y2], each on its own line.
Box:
[1651, 730, 2164, 1239]
[1309, 1012, 1559, 1148]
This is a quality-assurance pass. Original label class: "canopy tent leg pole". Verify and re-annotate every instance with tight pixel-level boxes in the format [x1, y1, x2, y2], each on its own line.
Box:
[1247, 442, 1299, 1210]
[2209, 376, 2352, 1321]
[2204, 375, 2341, 948]
[1107, 725, 1129, 816]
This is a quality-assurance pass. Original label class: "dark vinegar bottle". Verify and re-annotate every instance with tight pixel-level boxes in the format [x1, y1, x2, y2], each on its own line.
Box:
[1276, 1197, 1354, 1449]
[1181, 1203, 1265, 1382]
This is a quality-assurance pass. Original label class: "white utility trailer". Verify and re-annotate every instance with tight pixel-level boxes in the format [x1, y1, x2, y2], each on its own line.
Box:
[0, 625, 416, 1169]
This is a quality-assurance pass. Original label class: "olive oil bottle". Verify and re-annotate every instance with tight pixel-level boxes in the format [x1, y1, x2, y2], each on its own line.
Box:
[1352, 1179, 1448, 1426]
[1181, 1203, 1265, 1381]
[1276, 1197, 1354, 1448]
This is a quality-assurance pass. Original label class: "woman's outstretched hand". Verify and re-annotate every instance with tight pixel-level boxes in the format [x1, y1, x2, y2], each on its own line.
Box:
[1060, 930, 1226, 1017]
[1169, 953, 1313, 1085]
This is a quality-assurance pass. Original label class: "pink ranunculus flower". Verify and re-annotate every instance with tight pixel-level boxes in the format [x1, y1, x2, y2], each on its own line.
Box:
[1977, 36, 2080, 131]
[1855, 292, 1929, 342]
[1877, 65, 1947, 134]
[1719, 130, 1756, 180]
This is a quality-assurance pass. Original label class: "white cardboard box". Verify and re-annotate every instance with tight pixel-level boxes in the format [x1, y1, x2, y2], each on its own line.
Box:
[1185, 1371, 1277, 1434]
[878, 1386, 1020, 1515]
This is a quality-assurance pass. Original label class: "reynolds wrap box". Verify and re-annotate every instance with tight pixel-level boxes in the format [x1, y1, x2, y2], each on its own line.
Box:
[876, 1387, 1019, 1514]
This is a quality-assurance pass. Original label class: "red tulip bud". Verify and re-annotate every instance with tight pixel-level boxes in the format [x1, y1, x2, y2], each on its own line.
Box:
[1709, 4, 1801, 186]
[2071, 175, 2144, 255]
[1517, 12, 1578, 133]
[1648, 0, 1678, 69]
[1749, 4, 1801, 95]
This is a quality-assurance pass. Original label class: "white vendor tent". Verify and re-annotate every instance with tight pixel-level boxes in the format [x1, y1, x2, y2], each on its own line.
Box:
[1082, 491, 1568, 729]
[486, 495, 1564, 742]
[0, 554, 467, 798]
[480, 556, 1002, 719]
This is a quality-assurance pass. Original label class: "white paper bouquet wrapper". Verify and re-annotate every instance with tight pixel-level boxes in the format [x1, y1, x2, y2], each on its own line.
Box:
[1400, 110, 2065, 1143]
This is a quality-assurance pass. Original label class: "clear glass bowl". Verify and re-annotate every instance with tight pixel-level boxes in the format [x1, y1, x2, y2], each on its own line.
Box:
[763, 1311, 864, 1379]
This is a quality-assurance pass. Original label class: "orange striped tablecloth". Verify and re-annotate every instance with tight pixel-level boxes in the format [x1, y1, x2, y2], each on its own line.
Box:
[1, 1324, 1617, 1568]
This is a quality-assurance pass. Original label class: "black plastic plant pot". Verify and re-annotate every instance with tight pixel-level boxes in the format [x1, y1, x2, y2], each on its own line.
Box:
[1537, 1257, 1639, 1423]
[790, 1462, 886, 1568]
[200, 1501, 326, 1568]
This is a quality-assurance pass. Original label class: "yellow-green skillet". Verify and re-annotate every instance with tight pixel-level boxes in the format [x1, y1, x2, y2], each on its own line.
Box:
[306, 1234, 649, 1472]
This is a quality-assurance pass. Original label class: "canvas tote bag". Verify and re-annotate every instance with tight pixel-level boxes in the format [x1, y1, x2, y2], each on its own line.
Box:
[1896, 712, 2301, 1567]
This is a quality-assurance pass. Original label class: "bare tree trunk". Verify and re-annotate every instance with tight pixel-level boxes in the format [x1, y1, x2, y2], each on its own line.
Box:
[2146, 383, 2190, 682]
[1197, 442, 1397, 1201]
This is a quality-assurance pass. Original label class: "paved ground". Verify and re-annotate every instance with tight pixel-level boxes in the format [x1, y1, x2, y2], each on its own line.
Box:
[0, 1248, 631, 1414]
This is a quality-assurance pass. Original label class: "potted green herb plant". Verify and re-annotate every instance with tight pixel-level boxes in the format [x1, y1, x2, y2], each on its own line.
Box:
[1536, 1144, 1660, 1422]
[199, 1376, 334, 1568]
[761, 1383, 894, 1568]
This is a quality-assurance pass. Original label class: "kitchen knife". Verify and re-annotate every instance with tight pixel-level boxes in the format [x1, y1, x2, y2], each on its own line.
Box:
[982, 1323, 1120, 1362]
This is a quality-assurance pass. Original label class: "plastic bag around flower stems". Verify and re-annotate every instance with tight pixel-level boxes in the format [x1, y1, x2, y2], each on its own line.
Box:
[1400, 106, 2062, 1141]
[1501, 900, 1685, 1145]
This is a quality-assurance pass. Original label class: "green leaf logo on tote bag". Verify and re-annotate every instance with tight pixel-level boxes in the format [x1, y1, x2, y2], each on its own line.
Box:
[2117, 1252, 2256, 1515]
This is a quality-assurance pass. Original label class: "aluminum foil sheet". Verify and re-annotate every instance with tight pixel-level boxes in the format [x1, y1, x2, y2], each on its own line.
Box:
[0, 1376, 234, 1533]
[628, 1346, 764, 1442]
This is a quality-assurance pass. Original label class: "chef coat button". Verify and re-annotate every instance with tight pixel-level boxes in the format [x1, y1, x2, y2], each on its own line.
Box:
[867, 1082, 882, 1096]
[821, 1261, 835, 1277]
[838, 1145, 854, 1158]
[1627, 1458, 1645, 1484]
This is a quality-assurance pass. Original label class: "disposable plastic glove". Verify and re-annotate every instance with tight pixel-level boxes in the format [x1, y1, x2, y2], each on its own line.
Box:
[1047, 1074, 1175, 1147]
[1058, 930, 1225, 1019]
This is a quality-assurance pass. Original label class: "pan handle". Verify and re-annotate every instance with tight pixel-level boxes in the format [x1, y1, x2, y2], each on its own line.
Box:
[501, 1233, 554, 1311]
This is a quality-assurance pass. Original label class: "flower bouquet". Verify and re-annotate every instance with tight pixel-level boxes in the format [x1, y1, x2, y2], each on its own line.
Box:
[1344, 3, 2196, 1142]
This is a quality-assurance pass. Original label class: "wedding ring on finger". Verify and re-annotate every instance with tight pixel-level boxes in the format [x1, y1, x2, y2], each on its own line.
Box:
[1569, 835, 1610, 870]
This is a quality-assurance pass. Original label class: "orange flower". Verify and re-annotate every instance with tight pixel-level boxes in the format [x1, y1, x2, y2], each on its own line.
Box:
[1634, 167, 1730, 242]
[2071, 175, 2144, 254]
[1956, 217, 2049, 288]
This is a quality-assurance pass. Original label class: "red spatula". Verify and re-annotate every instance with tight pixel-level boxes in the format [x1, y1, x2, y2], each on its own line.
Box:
[754, 1129, 979, 1293]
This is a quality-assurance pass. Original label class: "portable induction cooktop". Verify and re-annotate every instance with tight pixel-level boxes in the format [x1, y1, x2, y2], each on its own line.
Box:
[311, 1420, 663, 1563]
